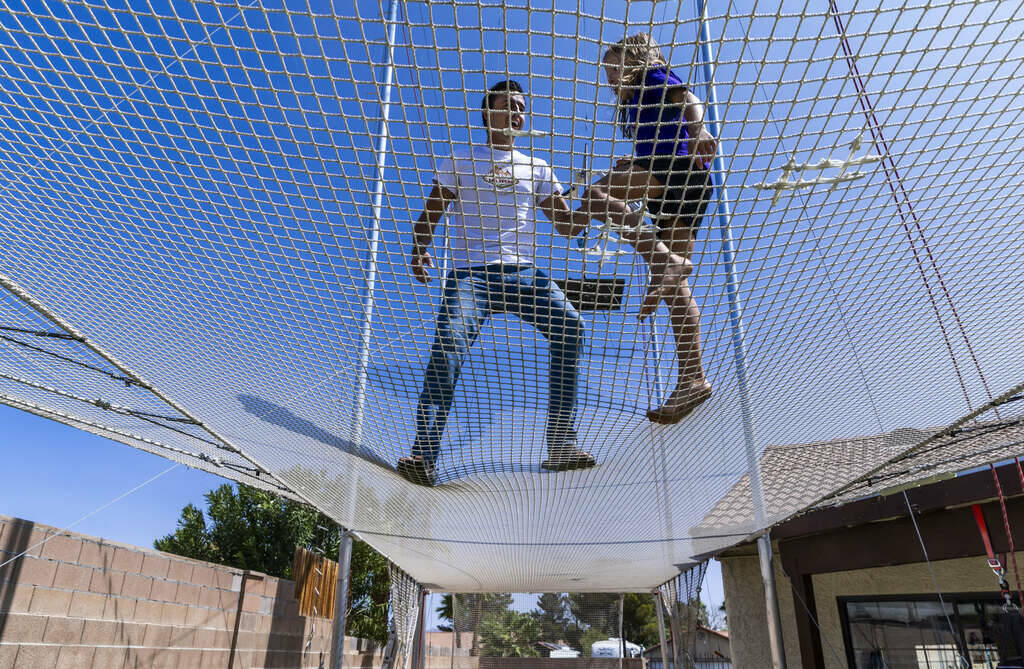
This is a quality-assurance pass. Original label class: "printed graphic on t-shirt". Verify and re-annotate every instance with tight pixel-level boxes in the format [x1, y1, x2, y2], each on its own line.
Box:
[481, 165, 517, 191]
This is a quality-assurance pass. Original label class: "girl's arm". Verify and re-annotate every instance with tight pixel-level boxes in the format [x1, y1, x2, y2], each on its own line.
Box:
[668, 86, 717, 162]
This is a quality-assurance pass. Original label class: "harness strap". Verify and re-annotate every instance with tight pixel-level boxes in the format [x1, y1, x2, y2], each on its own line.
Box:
[974, 503, 1018, 611]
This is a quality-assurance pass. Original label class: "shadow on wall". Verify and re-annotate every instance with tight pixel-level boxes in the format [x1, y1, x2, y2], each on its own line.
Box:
[238, 393, 393, 470]
[0, 518, 32, 639]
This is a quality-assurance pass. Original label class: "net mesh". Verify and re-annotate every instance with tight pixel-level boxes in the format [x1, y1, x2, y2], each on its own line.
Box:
[452, 592, 634, 658]
[0, 0, 1022, 591]
[383, 564, 425, 669]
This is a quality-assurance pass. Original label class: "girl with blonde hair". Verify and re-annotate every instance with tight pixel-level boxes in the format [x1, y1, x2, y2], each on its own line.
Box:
[576, 32, 717, 424]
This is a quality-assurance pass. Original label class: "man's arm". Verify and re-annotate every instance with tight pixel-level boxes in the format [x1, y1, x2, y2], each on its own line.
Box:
[538, 192, 590, 240]
[410, 183, 456, 284]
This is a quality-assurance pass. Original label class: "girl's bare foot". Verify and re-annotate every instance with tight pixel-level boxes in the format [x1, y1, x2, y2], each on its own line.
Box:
[647, 380, 712, 425]
[639, 253, 693, 320]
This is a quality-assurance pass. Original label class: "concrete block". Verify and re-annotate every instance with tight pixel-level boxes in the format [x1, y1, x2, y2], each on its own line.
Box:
[143, 623, 173, 648]
[190, 566, 217, 588]
[42, 617, 85, 645]
[27, 587, 72, 616]
[168, 625, 196, 648]
[141, 555, 170, 580]
[11, 644, 60, 668]
[111, 548, 144, 574]
[92, 646, 129, 669]
[76, 541, 116, 569]
[39, 534, 81, 563]
[13, 557, 56, 587]
[56, 645, 95, 667]
[135, 600, 164, 624]
[0, 584, 33, 614]
[242, 591, 262, 613]
[166, 559, 194, 583]
[175, 649, 204, 668]
[120, 572, 152, 599]
[52, 562, 93, 590]
[0, 613, 46, 643]
[103, 595, 136, 621]
[88, 568, 123, 595]
[150, 578, 178, 603]
[219, 570, 238, 590]
[175, 582, 201, 606]
[200, 649, 230, 668]
[0, 644, 19, 669]
[68, 590, 107, 619]
[115, 620, 147, 645]
[161, 602, 188, 626]
[81, 619, 118, 645]
[192, 627, 219, 649]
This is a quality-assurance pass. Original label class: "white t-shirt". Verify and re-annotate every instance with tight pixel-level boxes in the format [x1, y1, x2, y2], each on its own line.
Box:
[435, 145, 562, 268]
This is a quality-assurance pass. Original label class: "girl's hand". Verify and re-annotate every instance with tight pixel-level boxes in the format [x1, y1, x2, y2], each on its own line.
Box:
[689, 130, 717, 166]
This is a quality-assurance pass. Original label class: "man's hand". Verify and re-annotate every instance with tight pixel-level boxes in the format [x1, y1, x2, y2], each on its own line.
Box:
[410, 247, 434, 284]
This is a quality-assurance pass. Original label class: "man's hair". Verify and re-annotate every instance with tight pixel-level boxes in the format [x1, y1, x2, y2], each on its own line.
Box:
[480, 79, 524, 127]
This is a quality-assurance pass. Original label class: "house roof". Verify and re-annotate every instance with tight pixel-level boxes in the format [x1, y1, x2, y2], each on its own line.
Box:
[690, 411, 1024, 556]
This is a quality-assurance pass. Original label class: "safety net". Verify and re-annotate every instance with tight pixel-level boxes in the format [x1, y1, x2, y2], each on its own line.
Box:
[0, 0, 1022, 593]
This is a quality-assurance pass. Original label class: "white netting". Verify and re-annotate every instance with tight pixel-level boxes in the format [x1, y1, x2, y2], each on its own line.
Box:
[453, 592, 633, 658]
[0, 0, 1022, 591]
[383, 564, 424, 669]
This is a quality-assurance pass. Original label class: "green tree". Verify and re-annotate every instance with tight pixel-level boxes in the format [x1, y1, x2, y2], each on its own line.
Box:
[453, 593, 512, 653]
[478, 610, 542, 657]
[437, 594, 453, 632]
[532, 593, 571, 642]
[622, 593, 660, 647]
[154, 483, 389, 642]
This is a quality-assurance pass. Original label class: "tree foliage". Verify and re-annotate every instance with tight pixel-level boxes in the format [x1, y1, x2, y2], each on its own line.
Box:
[154, 483, 389, 642]
[478, 610, 542, 657]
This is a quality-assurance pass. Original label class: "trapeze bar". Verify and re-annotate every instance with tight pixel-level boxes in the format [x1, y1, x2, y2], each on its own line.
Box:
[755, 134, 883, 205]
[500, 128, 546, 137]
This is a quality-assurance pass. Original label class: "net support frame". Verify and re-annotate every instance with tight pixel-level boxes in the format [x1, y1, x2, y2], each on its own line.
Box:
[696, 3, 787, 667]
[653, 590, 670, 669]
[330, 528, 355, 669]
[353, 0, 402, 445]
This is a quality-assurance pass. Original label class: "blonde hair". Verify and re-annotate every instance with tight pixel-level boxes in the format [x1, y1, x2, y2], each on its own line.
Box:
[603, 33, 669, 137]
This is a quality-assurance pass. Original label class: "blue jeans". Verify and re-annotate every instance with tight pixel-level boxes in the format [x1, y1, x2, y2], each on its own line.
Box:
[413, 264, 584, 465]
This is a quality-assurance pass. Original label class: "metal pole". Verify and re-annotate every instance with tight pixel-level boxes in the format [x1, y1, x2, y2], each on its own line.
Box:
[654, 591, 670, 669]
[353, 0, 402, 442]
[695, 3, 786, 668]
[417, 590, 429, 669]
[330, 530, 354, 669]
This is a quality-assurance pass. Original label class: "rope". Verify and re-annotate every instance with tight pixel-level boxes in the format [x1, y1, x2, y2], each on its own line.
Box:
[828, 0, 996, 416]
[0, 462, 181, 571]
[992, 462, 1024, 610]
[903, 491, 970, 668]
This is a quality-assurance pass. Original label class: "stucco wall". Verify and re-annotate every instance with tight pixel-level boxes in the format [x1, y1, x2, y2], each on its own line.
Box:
[719, 549, 802, 669]
[811, 552, 1020, 669]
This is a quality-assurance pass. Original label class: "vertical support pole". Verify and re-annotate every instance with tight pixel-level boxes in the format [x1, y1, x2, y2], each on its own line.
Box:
[695, 2, 786, 668]
[330, 530, 354, 669]
[654, 591, 670, 669]
[353, 0, 402, 443]
[416, 590, 429, 669]
[618, 593, 625, 664]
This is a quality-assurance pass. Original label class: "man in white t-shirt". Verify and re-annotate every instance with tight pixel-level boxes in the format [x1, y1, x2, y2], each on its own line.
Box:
[399, 80, 594, 486]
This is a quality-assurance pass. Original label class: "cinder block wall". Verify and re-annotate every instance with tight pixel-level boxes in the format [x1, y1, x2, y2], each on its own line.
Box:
[0, 514, 382, 668]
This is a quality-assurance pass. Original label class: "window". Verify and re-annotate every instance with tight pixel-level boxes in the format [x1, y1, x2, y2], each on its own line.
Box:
[839, 595, 1007, 668]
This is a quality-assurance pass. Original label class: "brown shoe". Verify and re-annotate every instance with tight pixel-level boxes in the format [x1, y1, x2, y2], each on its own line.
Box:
[541, 447, 597, 472]
[396, 456, 437, 487]
[647, 381, 712, 425]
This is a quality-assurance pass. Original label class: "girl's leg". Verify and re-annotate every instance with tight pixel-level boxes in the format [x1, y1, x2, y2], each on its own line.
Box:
[576, 165, 690, 319]
[646, 225, 712, 424]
